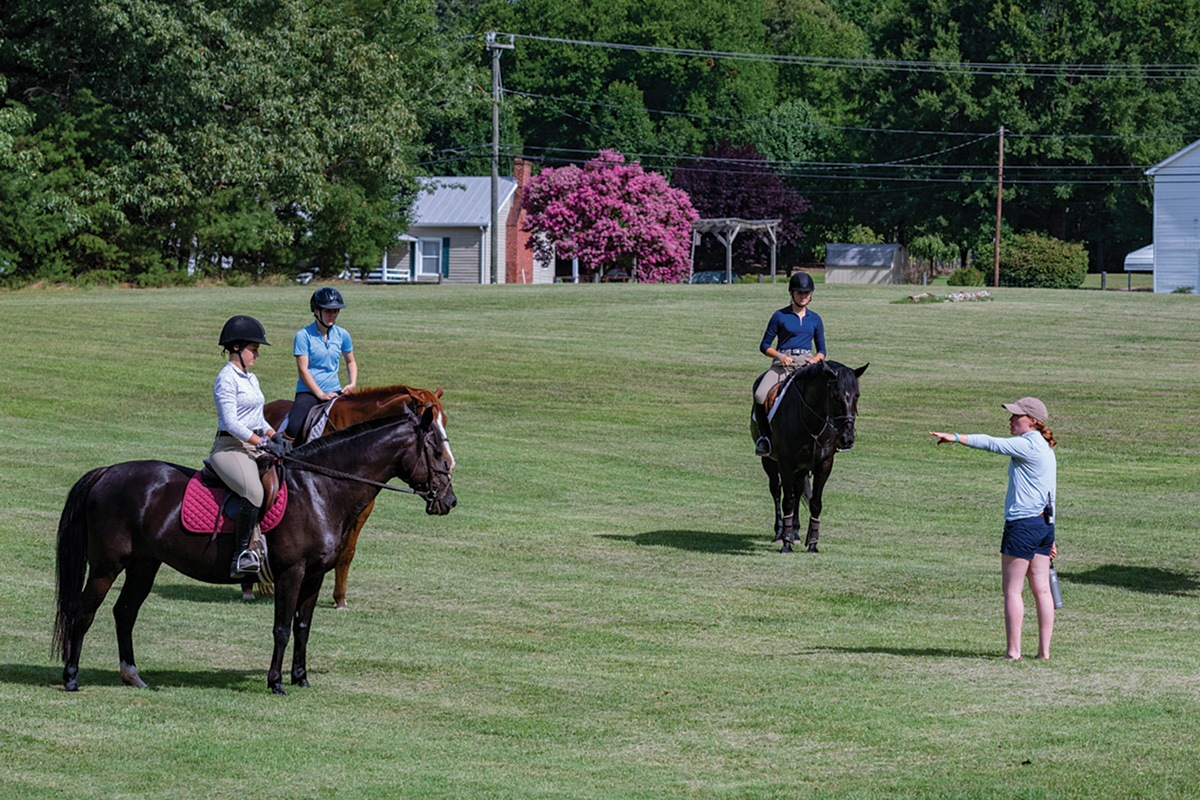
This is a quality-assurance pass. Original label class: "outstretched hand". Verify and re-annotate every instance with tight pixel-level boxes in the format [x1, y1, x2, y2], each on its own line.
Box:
[929, 431, 957, 445]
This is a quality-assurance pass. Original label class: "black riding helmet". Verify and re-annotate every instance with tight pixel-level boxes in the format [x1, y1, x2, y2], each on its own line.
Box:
[788, 272, 815, 294]
[219, 315, 271, 349]
[311, 287, 346, 311]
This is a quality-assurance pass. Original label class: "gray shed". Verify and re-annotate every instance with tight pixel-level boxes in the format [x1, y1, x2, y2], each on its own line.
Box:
[825, 244, 907, 285]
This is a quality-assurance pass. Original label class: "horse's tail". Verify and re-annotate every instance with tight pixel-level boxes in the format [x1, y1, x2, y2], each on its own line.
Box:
[52, 467, 108, 661]
[799, 472, 812, 508]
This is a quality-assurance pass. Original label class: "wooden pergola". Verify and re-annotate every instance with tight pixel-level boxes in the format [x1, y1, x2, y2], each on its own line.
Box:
[691, 218, 782, 284]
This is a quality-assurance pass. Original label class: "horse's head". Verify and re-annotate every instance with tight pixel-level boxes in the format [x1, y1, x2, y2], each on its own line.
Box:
[412, 404, 457, 516]
[823, 362, 867, 452]
[339, 385, 455, 471]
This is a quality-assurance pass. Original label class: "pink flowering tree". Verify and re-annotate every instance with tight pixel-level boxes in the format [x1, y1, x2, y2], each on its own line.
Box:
[521, 150, 699, 283]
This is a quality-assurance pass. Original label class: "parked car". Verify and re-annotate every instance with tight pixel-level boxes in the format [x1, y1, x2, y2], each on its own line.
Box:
[689, 270, 742, 284]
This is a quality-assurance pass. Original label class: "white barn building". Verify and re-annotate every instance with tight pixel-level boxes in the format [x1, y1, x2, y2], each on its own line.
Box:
[1127, 139, 1200, 292]
[824, 243, 907, 285]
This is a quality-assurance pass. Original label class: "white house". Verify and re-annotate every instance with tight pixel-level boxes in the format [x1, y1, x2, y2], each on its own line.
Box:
[374, 159, 554, 285]
[1127, 138, 1200, 292]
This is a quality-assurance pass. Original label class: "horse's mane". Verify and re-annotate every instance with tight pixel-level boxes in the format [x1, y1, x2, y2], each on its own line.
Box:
[290, 409, 418, 460]
[824, 360, 859, 393]
[341, 384, 442, 408]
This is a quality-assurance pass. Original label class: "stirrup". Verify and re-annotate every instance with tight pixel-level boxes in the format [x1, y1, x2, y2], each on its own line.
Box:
[231, 550, 260, 577]
[754, 436, 772, 457]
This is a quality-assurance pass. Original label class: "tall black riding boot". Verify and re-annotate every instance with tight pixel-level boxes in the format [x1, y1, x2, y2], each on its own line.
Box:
[752, 404, 772, 457]
[230, 500, 261, 578]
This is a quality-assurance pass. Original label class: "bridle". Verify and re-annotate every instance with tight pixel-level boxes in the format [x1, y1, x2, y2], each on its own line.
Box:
[794, 370, 857, 449]
[278, 418, 452, 504]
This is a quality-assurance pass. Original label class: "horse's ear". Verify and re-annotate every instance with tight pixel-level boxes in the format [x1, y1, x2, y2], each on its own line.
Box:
[420, 406, 436, 428]
[854, 363, 869, 378]
[435, 386, 444, 398]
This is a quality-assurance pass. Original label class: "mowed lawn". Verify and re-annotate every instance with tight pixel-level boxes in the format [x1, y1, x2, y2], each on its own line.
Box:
[2, 282, 1199, 799]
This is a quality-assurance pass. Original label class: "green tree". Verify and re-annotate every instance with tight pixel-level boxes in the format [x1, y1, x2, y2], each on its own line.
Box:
[491, 0, 778, 161]
[1, 0, 456, 283]
[763, 0, 867, 121]
[853, 0, 1200, 270]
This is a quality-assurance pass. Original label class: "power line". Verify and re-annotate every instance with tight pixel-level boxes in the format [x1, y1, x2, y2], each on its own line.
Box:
[502, 33, 1200, 80]
[508, 89, 1200, 142]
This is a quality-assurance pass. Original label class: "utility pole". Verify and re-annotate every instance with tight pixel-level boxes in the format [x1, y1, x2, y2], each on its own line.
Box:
[487, 32, 514, 285]
[993, 125, 1005, 288]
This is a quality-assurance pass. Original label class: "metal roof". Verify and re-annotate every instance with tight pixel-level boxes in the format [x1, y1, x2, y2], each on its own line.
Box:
[825, 243, 904, 266]
[1123, 244, 1153, 270]
[1146, 137, 1200, 176]
[412, 176, 518, 227]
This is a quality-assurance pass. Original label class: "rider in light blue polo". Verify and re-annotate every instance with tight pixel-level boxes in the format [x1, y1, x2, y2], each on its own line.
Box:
[285, 287, 358, 441]
[752, 271, 826, 456]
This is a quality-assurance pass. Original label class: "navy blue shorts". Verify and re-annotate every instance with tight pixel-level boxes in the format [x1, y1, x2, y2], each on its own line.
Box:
[1001, 515, 1055, 559]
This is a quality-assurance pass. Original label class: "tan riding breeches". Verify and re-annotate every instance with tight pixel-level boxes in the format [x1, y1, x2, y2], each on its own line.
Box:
[754, 360, 804, 406]
[209, 435, 264, 507]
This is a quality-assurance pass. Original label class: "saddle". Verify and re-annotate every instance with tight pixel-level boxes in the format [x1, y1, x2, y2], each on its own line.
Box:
[764, 381, 786, 415]
[181, 457, 287, 538]
[290, 396, 338, 444]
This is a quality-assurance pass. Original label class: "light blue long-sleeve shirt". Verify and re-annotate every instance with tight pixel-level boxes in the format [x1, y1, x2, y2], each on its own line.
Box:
[964, 431, 1057, 522]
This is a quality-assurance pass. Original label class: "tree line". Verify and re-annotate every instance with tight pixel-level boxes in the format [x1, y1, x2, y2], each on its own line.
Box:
[4, 0, 1200, 285]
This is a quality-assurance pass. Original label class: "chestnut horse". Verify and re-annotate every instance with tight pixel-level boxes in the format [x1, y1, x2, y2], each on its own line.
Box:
[53, 407, 456, 694]
[262, 385, 452, 609]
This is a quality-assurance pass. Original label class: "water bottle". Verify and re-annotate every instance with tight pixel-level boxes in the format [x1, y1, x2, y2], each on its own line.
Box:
[1048, 562, 1063, 609]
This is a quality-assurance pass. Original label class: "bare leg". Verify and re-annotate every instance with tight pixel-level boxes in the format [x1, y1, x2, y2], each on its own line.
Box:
[1027, 554, 1055, 659]
[1001, 555, 1030, 659]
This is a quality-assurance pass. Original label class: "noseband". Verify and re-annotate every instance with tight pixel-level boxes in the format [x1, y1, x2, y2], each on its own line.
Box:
[278, 419, 452, 503]
[795, 374, 857, 448]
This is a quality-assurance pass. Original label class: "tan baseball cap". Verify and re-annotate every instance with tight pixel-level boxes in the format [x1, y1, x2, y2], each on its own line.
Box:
[1002, 397, 1048, 423]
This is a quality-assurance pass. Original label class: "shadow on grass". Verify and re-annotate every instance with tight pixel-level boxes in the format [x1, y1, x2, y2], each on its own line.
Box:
[600, 529, 763, 555]
[0, 663, 263, 691]
[810, 646, 995, 659]
[152, 583, 255, 604]
[1065, 564, 1200, 596]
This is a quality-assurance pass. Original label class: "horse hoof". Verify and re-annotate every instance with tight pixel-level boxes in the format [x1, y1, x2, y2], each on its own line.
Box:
[780, 543, 793, 554]
[120, 662, 148, 688]
[270, 684, 287, 695]
[241, 591, 256, 601]
[807, 545, 819, 554]
[334, 601, 349, 611]
[63, 681, 78, 693]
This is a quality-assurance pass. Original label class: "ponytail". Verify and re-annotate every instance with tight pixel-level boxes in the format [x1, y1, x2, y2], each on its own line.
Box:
[1032, 420, 1056, 448]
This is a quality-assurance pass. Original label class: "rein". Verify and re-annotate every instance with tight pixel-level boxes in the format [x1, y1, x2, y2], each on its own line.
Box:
[791, 372, 854, 449]
[278, 424, 451, 502]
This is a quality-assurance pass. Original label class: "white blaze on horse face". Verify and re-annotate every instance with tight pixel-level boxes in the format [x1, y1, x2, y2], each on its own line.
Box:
[436, 412, 455, 470]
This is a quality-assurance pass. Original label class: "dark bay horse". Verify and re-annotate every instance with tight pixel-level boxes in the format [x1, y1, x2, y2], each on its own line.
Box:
[263, 385, 452, 609]
[754, 360, 867, 553]
[53, 407, 456, 694]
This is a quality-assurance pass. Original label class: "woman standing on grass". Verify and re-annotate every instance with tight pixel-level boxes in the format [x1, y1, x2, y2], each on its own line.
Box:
[930, 397, 1058, 660]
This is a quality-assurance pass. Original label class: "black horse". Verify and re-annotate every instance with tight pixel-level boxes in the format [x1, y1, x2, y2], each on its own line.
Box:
[753, 360, 867, 553]
[53, 407, 456, 694]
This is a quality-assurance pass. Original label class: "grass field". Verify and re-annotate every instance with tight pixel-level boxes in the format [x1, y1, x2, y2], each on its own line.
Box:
[2, 281, 1199, 799]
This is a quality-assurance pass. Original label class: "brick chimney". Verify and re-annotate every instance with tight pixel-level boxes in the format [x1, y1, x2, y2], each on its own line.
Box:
[506, 158, 535, 284]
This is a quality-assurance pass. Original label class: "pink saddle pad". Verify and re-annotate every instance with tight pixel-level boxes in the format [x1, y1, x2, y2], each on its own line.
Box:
[181, 472, 287, 535]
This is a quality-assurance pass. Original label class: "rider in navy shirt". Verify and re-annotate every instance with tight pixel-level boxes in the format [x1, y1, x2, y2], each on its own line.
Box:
[752, 272, 825, 456]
